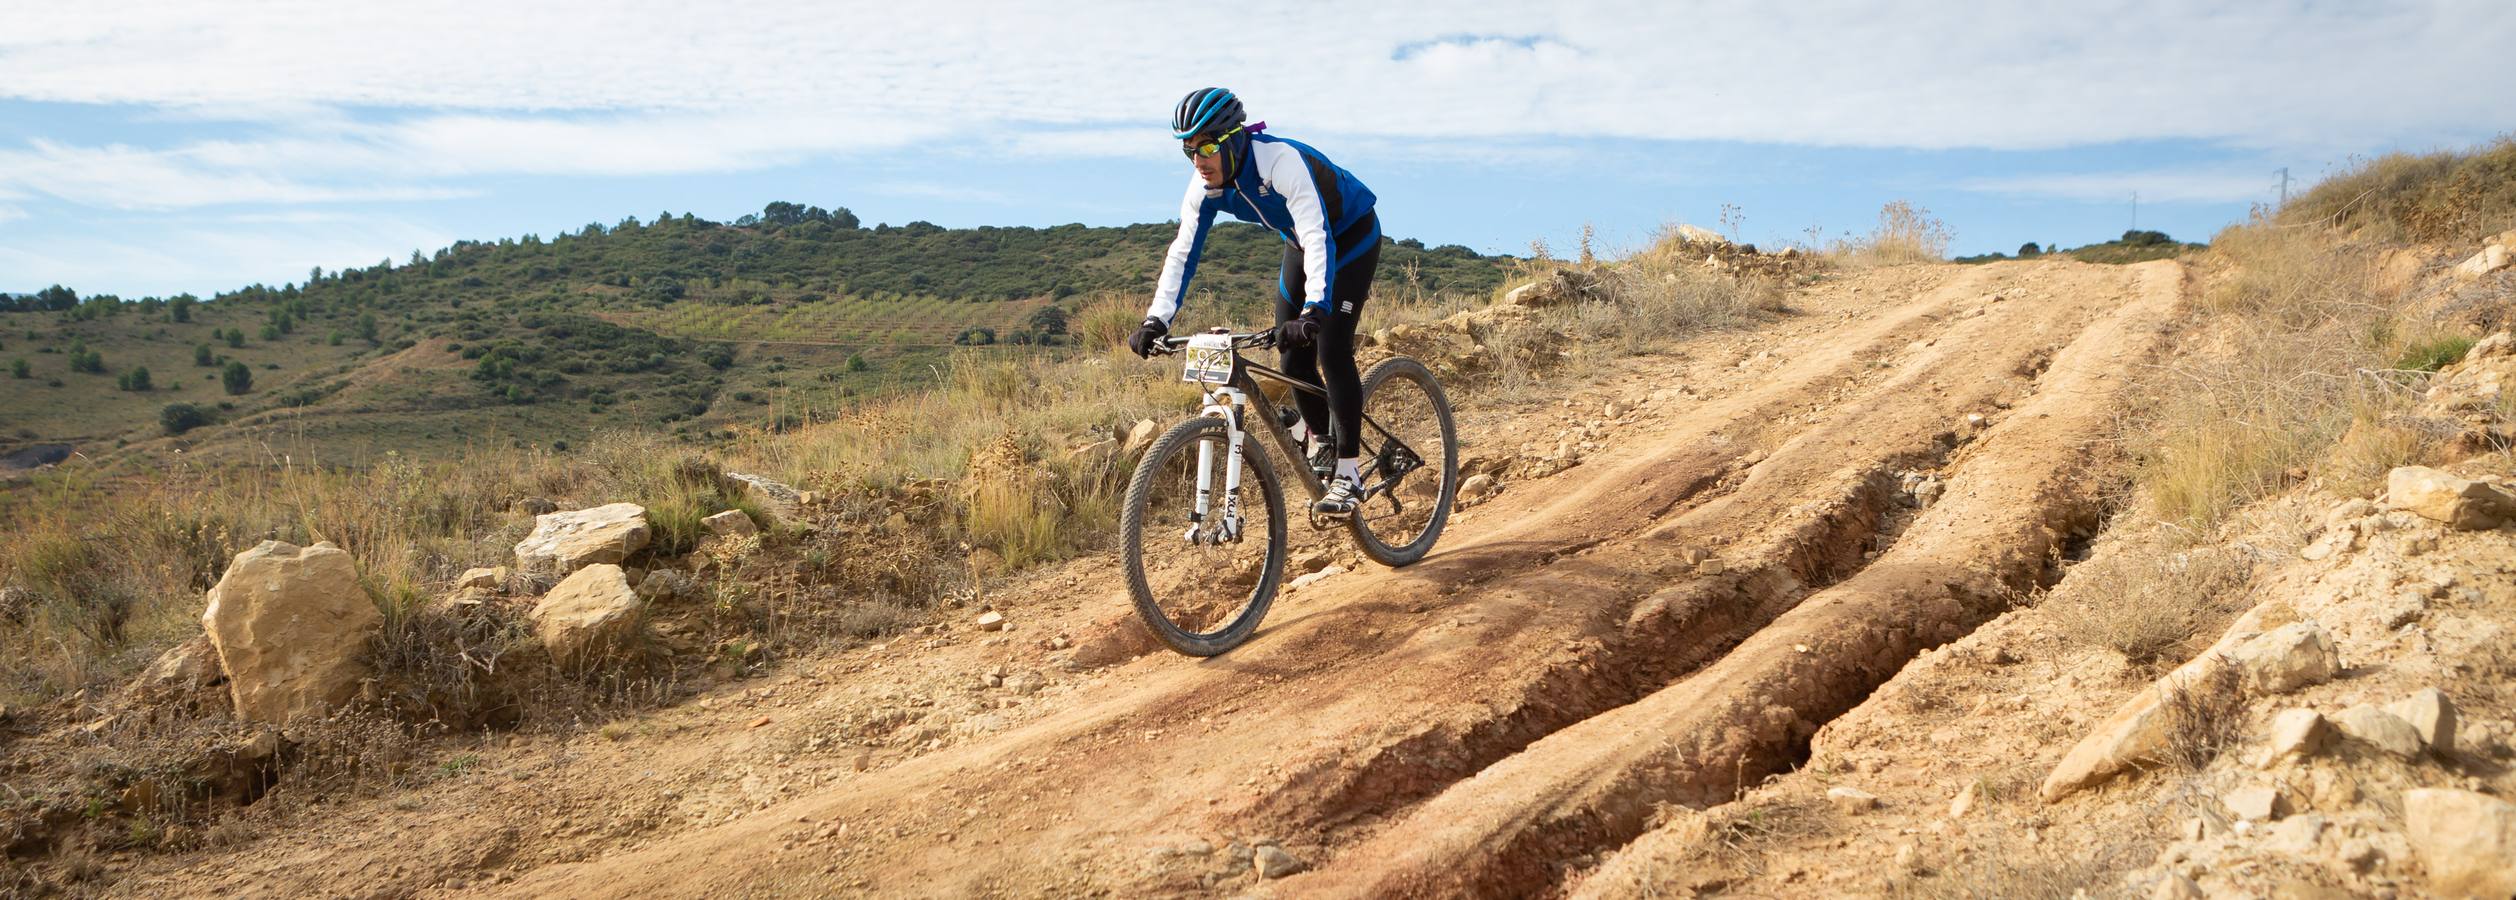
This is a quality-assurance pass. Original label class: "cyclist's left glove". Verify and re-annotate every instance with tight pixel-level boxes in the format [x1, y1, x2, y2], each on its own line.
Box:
[1273, 308, 1325, 349]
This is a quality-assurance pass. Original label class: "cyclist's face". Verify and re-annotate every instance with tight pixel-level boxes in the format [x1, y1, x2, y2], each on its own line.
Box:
[1187, 137, 1227, 187]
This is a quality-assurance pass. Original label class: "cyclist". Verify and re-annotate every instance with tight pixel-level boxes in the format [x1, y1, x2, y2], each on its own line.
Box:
[1126, 87, 1382, 515]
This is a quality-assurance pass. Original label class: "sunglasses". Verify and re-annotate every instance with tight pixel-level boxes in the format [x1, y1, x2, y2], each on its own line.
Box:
[1181, 126, 1244, 160]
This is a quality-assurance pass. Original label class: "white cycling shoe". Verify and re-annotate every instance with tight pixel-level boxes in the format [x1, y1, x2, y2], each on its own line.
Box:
[1313, 475, 1364, 515]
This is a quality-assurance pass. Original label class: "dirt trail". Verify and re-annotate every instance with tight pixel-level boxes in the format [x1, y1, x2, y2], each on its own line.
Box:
[471, 260, 2180, 897]
[118, 259, 2183, 898]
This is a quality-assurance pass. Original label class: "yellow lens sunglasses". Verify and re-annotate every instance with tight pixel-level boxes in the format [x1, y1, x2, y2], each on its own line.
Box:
[1182, 126, 1245, 159]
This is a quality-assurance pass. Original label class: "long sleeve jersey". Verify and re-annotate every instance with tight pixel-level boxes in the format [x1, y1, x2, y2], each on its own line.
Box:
[1144, 133, 1378, 326]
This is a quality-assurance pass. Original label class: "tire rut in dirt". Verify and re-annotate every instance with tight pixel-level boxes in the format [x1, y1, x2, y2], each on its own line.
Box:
[1231, 267, 2112, 838]
[1294, 262, 2183, 899]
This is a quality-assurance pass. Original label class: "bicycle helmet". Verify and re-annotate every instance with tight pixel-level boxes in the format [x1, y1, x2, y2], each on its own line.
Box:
[1171, 88, 1245, 141]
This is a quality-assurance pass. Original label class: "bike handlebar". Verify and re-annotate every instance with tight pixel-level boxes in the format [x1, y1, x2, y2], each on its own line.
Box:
[1150, 330, 1277, 356]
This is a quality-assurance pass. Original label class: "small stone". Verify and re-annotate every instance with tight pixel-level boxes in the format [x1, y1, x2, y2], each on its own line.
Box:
[1891, 842, 1920, 873]
[455, 567, 505, 591]
[1826, 786, 1880, 813]
[2383, 688, 2456, 755]
[701, 509, 759, 538]
[1004, 671, 1045, 694]
[2266, 708, 2330, 761]
[975, 611, 1006, 631]
[1696, 557, 1727, 576]
[2261, 813, 2325, 855]
[1123, 419, 1161, 457]
[2222, 784, 2285, 821]
[2181, 817, 2206, 841]
[1948, 782, 1983, 819]
[2332, 704, 2424, 759]
[2404, 788, 2516, 897]
[1460, 473, 1502, 500]
[1253, 844, 1305, 878]
[2151, 873, 2204, 900]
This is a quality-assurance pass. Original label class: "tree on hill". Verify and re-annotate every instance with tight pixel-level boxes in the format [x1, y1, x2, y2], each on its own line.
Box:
[169, 294, 195, 322]
[10, 358, 26, 379]
[195, 343, 215, 366]
[117, 366, 152, 391]
[222, 360, 253, 395]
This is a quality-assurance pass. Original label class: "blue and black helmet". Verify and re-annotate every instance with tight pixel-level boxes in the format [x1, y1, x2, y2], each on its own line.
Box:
[1171, 88, 1245, 141]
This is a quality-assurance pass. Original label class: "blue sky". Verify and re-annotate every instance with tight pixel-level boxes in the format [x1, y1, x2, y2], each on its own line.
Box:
[3, 1, 2511, 298]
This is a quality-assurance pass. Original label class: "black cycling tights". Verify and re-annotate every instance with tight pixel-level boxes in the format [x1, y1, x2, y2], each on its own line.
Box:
[1275, 231, 1379, 459]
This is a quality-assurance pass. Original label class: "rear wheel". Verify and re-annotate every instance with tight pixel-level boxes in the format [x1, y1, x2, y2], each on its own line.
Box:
[1120, 416, 1287, 656]
[1346, 356, 1457, 567]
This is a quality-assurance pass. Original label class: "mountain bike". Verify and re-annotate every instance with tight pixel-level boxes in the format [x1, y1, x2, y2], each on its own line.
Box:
[1121, 328, 1458, 656]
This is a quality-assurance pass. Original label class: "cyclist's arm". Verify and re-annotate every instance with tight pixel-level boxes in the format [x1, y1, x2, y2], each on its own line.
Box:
[1265, 147, 1337, 316]
[1146, 176, 1217, 327]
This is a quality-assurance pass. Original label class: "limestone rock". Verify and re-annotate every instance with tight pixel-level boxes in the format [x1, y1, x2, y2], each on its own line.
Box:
[1461, 473, 1501, 500]
[1675, 223, 1730, 245]
[719, 472, 803, 522]
[2151, 873, 2204, 900]
[455, 567, 505, 591]
[701, 509, 759, 538]
[634, 568, 692, 603]
[1826, 786, 1881, 813]
[200, 541, 380, 724]
[1253, 844, 1305, 878]
[514, 503, 651, 576]
[2331, 704, 2424, 758]
[1003, 671, 1045, 694]
[2265, 708, 2330, 761]
[2404, 788, 2516, 897]
[2453, 243, 2511, 281]
[2222, 784, 2286, 821]
[529, 564, 645, 667]
[1948, 782, 1983, 818]
[2386, 466, 2516, 530]
[975, 610, 1007, 631]
[129, 634, 224, 701]
[1123, 419, 1161, 457]
[2383, 688, 2456, 754]
[2228, 623, 2341, 694]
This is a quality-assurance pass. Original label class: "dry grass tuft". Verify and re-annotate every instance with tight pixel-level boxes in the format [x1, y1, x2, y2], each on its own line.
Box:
[1830, 201, 1953, 267]
[2158, 662, 2245, 771]
[2040, 543, 2252, 669]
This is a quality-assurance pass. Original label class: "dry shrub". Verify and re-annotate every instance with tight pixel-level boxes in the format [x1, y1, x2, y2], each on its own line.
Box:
[1900, 835, 2141, 900]
[2158, 662, 2245, 771]
[2281, 137, 2516, 244]
[2135, 211, 2465, 529]
[1831, 201, 1952, 267]
[1071, 290, 1147, 354]
[2041, 545, 2250, 668]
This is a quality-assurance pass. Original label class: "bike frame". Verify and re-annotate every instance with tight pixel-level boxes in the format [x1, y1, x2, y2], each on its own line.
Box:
[1169, 331, 1423, 540]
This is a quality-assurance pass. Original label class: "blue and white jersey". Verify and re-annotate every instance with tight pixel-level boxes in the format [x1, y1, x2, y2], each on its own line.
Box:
[1145, 133, 1379, 326]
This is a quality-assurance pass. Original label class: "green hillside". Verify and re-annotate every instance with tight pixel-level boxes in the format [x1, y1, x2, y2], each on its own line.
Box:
[1, 205, 1514, 468]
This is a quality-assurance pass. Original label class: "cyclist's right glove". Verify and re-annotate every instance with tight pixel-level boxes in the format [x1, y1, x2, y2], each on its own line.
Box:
[1127, 318, 1168, 358]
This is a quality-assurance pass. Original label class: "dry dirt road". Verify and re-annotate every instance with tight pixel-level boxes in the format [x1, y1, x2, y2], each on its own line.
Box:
[127, 258, 2184, 898]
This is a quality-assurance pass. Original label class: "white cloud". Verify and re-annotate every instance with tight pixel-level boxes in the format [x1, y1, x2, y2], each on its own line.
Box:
[1959, 170, 2285, 204]
[0, 1, 2506, 152]
[0, 140, 472, 210]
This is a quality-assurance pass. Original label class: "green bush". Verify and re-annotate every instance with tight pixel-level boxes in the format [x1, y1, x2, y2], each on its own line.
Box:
[221, 360, 253, 395]
[159, 402, 211, 435]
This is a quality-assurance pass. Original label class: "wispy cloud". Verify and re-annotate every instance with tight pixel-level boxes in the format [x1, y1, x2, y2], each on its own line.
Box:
[1959, 169, 2286, 204]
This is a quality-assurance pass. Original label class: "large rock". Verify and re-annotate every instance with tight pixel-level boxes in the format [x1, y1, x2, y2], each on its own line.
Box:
[529, 564, 645, 667]
[2404, 788, 2516, 897]
[199, 541, 380, 724]
[2387, 466, 2516, 530]
[2227, 623, 2341, 694]
[513, 503, 651, 576]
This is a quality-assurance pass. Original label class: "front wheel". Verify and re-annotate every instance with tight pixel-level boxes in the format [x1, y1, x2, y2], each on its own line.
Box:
[1347, 356, 1458, 567]
[1121, 416, 1288, 656]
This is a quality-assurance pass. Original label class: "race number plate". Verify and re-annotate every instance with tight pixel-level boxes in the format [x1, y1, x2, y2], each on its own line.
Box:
[1181, 334, 1234, 384]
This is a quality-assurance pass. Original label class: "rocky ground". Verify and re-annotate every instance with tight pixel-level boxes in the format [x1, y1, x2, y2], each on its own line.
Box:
[7, 251, 2512, 898]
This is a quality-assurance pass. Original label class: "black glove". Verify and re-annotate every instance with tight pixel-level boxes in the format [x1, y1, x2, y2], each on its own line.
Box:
[1126, 318, 1168, 358]
[1273, 308, 1325, 349]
